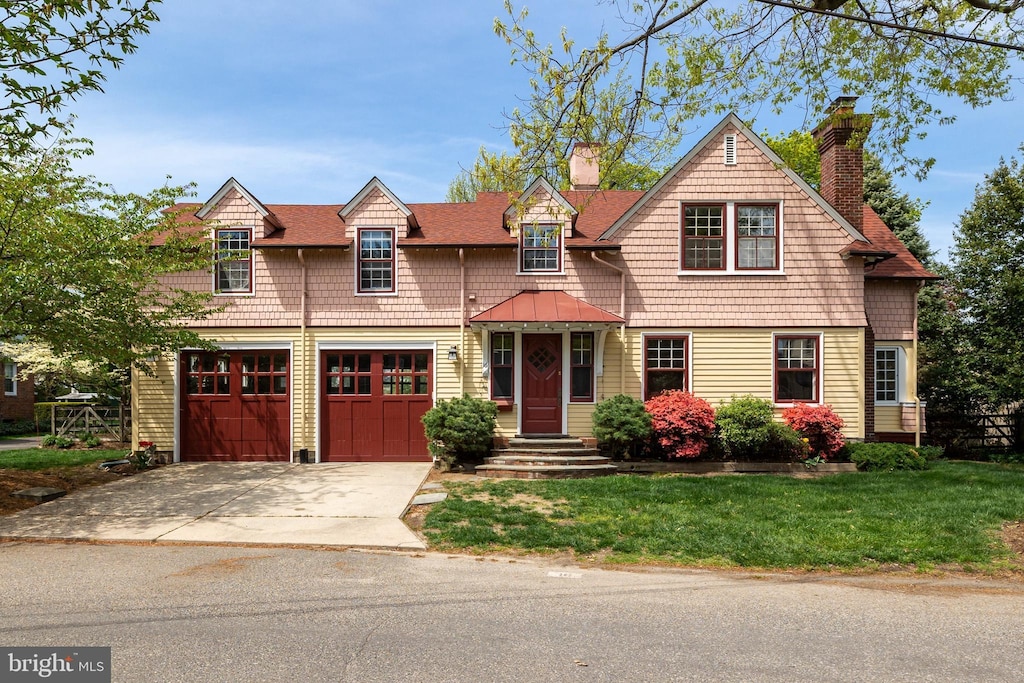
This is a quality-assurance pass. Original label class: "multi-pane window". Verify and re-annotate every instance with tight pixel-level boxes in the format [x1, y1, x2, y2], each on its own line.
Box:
[358, 229, 395, 293]
[383, 353, 430, 395]
[682, 205, 724, 269]
[521, 224, 561, 272]
[491, 332, 514, 400]
[241, 353, 288, 395]
[775, 336, 818, 403]
[875, 348, 899, 403]
[644, 337, 688, 399]
[570, 332, 594, 402]
[214, 229, 252, 293]
[737, 205, 777, 269]
[4, 362, 16, 395]
[325, 353, 372, 395]
[185, 353, 232, 395]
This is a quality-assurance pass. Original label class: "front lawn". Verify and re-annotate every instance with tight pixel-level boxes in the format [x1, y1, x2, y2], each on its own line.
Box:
[423, 461, 1024, 571]
[0, 448, 127, 470]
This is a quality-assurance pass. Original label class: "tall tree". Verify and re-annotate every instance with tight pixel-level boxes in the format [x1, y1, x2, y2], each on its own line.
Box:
[764, 129, 933, 264]
[0, 1, 162, 157]
[0, 139, 215, 372]
[945, 149, 1024, 407]
[494, 0, 1020, 181]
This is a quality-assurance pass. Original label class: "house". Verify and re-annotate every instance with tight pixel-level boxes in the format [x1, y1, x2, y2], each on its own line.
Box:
[133, 98, 935, 463]
[0, 359, 34, 424]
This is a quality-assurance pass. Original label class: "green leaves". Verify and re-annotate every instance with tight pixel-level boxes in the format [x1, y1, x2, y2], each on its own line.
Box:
[0, 138, 216, 373]
[497, 0, 1019, 179]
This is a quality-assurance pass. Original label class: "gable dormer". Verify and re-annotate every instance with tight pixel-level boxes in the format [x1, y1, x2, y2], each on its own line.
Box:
[197, 177, 280, 239]
[338, 177, 419, 240]
[503, 177, 577, 237]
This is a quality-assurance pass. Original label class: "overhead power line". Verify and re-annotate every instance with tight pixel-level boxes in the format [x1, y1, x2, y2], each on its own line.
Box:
[754, 0, 1024, 52]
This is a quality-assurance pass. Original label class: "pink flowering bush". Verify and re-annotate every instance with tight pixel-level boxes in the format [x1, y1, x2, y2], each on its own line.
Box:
[644, 390, 716, 459]
[782, 403, 845, 460]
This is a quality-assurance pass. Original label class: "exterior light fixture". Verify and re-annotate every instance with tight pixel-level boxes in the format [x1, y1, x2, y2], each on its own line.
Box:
[448, 345, 459, 361]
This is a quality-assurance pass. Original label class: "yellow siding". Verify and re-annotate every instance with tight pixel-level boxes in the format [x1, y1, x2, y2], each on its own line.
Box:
[875, 406, 903, 433]
[567, 404, 596, 436]
[618, 327, 865, 438]
[875, 339, 917, 434]
[132, 354, 177, 452]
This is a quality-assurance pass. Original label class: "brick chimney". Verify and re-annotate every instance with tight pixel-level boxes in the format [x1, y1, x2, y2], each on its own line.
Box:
[812, 96, 872, 233]
[569, 142, 600, 191]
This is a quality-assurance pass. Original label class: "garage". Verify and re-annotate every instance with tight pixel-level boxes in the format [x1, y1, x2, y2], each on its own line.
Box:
[180, 350, 291, 461]
[320, 350, 432, 462]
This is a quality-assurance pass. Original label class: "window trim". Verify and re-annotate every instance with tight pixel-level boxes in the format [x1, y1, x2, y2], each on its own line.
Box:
[773, 333, 822, 405]
[734, 203, 779, 271]
[518, 222, 564, 275]
[213, 227, 254, 296]
[678, 200, 784, 275]
[569, 331, 595, 403]
[641, 333, 692, 401]
[680, 203, 727, 272]
[489, 331, 515, 404]
[4, 362, 17, 396]
[874, 345, 905, 406]
[355, 227, 397, 295]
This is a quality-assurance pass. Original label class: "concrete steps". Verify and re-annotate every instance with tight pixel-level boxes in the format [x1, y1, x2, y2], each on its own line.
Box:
[476, 437, 617, 479]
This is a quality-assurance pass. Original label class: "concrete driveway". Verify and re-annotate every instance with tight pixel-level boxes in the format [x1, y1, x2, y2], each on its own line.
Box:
[0, 462, 432, 549]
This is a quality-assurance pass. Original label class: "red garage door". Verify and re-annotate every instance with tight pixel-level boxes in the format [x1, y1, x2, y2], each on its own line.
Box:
[321, 350, 432, 462]
[180, 351, 290, 461]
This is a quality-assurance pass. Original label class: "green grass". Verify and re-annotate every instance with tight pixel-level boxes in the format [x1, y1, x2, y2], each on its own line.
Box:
[423, 461, 1024, 571]
[0, 448, 128, 470]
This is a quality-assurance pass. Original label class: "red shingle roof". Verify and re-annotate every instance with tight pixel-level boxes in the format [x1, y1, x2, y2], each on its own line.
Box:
[859, 207, 938, 280]
[470, 290, 624, 324]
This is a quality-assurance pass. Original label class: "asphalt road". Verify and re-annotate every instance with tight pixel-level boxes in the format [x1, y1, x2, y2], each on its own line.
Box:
[1, 543, 1022, 682]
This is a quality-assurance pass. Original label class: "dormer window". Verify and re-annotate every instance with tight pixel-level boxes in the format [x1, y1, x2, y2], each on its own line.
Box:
[357, 228, 396, 294]
[520, 223, 562, 273]
[214, 228, 252, 294]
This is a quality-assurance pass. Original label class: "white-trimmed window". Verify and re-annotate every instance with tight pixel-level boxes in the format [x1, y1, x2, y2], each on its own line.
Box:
[875, 346, 904, 404]
[520, 223, 562, 273]
[570, 332, 594, 402]
[490, 332, 514, 401]
[214, 228, 252, 294]
[644, 336, 689, 400]
[774, 335, 820, 403]
[682, 205, 725, 270]
[357, 228, 396, 293]
[736, 205, 778, 269]
[3, 362, 16, 396]
[680, 201, 783, 274]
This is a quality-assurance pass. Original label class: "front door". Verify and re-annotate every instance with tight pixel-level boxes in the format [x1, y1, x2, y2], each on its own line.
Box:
[522, 334, 562, 434]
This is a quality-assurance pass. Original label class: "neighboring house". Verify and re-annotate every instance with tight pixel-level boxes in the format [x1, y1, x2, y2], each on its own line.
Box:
[0, 359, 35, 423]
[134, 98, 936, 463]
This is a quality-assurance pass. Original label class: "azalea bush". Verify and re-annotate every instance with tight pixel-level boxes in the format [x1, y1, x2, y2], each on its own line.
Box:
[783, 403, 845, 460]
[644, 390, 716, 459]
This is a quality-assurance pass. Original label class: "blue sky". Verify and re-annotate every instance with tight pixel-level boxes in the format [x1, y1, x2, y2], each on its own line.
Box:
[69, 0, 1023, 262]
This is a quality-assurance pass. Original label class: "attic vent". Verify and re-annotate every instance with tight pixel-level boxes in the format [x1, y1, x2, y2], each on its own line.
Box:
[723, 134, 737, 165]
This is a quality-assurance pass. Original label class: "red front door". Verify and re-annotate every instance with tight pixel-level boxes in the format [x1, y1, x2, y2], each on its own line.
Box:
[522, 334, 562, 435]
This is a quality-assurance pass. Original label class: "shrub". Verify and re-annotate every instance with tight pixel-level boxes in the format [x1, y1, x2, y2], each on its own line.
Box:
[40, 434, 74, 449]
[715, 395, 776, 460]
[762, 421, 810, 462]
[845, 442, 929, 471]
[917, 445, 945, 461]
[592, 394, 653, 459]
[644, 390, 716, 459]
[80, 433, 102, 448]
[421, 394, 498, 470]
[989, 451, 1024, 465]
[783, 403, 845, 460]
[0, 419, 36, 436]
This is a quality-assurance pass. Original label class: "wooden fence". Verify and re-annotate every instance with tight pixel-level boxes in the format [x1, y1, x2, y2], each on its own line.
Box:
[51, 404, 131, 442]
[927, 409, 1022, 454]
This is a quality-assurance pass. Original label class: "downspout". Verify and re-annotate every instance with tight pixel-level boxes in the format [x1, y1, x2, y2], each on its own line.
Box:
[459, 248, 465, 396]
[298, 249, 308, 458]
[591, 252, 627, 395]
[914, 282, 921, 448]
